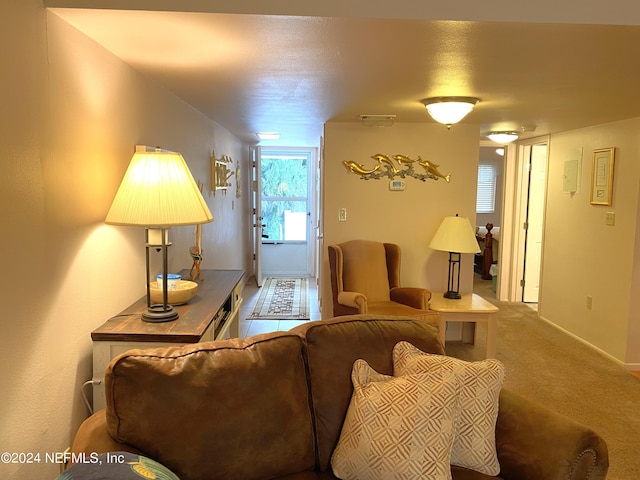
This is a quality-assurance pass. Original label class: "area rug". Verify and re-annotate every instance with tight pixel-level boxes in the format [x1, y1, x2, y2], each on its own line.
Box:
[248, 277, 309, 320]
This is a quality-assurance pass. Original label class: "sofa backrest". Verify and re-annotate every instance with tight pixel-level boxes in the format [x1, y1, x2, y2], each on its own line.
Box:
[290, 314, 443, 471]
[105, 332, 315, 480]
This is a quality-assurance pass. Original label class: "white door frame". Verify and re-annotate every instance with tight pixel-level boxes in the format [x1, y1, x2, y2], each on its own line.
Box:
[251, 146, 264, 287]
[254, 146, 318, 279]
[498, 136, 549, 302]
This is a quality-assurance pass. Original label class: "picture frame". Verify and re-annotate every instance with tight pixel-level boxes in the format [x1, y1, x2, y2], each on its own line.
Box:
[590, 147, 615, 206]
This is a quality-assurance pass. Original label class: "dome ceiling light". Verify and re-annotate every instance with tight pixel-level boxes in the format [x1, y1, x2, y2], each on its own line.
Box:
[421, 96, 480, 129]
[486, 131, 520, 144]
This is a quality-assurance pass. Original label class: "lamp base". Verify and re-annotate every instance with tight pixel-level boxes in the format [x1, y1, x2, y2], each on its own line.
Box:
[443, 291, 462, 300]
[142, 304, 179, 322]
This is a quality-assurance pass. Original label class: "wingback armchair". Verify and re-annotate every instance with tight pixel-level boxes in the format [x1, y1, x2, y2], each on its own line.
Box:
[328, 240, 441, 333]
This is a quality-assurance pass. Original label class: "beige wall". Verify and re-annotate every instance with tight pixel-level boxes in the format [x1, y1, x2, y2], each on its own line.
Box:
[321, 122, 480, 317]
[0, 3, 250, 479]
[540, 117, 640, 366]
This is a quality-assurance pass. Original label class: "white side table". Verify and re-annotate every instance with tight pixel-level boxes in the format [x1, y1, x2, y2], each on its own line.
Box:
[429, 293, 499, 359]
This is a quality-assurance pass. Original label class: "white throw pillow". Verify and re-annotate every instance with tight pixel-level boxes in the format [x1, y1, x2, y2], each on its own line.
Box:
[331, 359, 459, 480]
[393, 342, 505, 476]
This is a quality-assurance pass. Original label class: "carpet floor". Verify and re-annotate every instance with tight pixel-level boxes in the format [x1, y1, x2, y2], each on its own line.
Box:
[448, 281, 640, 479]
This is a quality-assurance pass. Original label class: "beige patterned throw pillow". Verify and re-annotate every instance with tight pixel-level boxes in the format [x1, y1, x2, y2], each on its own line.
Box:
[331, 359, 459, 480]
[393, 342, 505, 476]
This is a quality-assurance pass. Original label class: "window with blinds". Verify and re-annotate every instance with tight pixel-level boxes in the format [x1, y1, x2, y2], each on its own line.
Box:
[476, 164, 496, 213]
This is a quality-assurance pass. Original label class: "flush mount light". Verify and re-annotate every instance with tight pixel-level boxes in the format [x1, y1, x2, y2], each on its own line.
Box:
[486, 131, 520, 144]
[257, 132, 280, 140]
[421, 96, 480, 128]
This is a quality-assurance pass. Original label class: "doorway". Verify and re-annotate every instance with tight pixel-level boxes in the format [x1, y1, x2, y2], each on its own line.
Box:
[521, 143, 548, 303]
[251, 147, 317, 285]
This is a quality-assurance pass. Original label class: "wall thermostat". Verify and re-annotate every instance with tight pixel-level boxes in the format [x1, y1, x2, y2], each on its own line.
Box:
[389, 180, 406, 191]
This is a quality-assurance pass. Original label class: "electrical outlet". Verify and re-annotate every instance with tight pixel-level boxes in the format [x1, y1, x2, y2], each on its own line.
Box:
[605, 212, 615, 226]
[339, 208, 347, 222]
[586, 295, 593, 310]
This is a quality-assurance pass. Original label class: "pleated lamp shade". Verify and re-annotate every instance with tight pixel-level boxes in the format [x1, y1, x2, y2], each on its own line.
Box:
[429, 215, 480, 254]
[105, 151, 213, 227]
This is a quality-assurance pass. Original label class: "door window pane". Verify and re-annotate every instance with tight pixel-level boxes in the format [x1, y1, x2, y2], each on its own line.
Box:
[260, 151, 310, 243]
[261, 200, 307, 241]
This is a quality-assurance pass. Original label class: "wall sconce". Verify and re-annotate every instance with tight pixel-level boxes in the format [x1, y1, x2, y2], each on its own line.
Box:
[486, 131, 519, 144]
[105, 147, 213, 322]
[429, 214, 480, 299]
[421, 96, 480, 128]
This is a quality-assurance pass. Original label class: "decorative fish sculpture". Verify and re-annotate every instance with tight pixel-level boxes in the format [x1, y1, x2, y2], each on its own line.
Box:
[342, 160, 381, 176]
[392, 154, 418, 165]
[371, 154, 398, 174]
[418, 158, 451, 183]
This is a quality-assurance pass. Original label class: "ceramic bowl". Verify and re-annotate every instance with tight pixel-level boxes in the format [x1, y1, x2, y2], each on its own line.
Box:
[149, 280, 198, 305]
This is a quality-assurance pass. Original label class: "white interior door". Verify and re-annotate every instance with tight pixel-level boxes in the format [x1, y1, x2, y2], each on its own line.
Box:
[523, 144, 547, 302]
[251, 146, 264, 287]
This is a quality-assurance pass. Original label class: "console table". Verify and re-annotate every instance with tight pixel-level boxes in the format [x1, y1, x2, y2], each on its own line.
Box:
[91, 269, 244, 410]
[429, 293, 499, 359]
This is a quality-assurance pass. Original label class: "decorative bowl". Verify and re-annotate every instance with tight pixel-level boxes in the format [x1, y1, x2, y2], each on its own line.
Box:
[149, 280, 198, 305]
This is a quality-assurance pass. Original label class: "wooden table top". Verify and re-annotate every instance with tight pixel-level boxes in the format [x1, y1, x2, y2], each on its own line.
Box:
[91, 269, 244, 343]
[429, 292, 499, 314]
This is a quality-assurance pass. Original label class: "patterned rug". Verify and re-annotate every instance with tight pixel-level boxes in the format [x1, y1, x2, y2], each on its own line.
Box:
[248, 277, 309, 320]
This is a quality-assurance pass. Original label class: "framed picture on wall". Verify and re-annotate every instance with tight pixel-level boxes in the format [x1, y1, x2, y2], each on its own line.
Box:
[590, 147, 615, 206]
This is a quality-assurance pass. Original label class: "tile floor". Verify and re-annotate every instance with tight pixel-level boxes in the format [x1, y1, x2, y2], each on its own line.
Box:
[239, 277, 322, 338]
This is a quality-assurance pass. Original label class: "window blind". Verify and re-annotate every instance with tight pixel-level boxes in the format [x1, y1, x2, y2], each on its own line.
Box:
[476, 164, 496, 213]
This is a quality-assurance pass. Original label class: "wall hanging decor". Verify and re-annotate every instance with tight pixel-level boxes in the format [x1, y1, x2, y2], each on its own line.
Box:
[342, 154, 451, 182]
[210, 151, 234, 195]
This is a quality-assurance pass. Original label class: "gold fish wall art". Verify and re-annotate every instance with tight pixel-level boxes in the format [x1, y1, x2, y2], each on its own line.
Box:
[342, 154, 451, 183]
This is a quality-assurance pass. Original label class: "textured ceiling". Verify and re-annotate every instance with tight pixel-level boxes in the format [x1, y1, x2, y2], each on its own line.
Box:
[49, 3, 640, 146]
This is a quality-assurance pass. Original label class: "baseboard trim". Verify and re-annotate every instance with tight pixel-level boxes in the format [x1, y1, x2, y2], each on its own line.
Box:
[538, 314, 638, 371]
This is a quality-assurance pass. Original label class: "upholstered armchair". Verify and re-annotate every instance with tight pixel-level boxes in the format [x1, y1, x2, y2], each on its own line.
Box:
[328, 240, 440, 331]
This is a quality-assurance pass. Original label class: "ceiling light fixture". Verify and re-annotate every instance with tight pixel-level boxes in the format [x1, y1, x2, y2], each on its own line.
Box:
[257, 132, 280, 140]
[421, 96, 480, 128]
[486, 131, 520, 144]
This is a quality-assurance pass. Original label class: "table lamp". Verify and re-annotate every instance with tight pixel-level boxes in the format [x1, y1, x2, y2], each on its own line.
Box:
[429, 214, 480, 299]
[105, 148, 213, 322]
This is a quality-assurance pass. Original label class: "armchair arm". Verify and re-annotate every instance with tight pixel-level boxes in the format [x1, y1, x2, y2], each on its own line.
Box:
[390, 287, 431, 310]
[496, 389, 608, 480]
[337, 291, 368, 313]
[70, 410, 143, 462]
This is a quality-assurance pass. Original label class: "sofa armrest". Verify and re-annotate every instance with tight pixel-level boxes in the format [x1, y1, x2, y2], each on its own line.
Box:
[70, 410, 142, 461]
[337, 291, 367, 313]
[496, 389, 608, 480]
[390, 287, 431, 310]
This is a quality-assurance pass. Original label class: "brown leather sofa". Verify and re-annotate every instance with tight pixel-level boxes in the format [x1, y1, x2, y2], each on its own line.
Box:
[71, 314, 608, 480]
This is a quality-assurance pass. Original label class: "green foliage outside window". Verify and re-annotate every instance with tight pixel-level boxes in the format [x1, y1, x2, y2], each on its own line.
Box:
[261, 154, 309, 241]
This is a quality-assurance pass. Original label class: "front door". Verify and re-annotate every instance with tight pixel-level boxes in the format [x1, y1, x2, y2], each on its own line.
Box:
[256, 147, 316, 277]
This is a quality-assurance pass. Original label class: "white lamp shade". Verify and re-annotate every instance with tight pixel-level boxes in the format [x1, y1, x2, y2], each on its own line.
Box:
[423, 97, 479, 125]
[105, 151, 213, 227]
[429, 215, 480, 253]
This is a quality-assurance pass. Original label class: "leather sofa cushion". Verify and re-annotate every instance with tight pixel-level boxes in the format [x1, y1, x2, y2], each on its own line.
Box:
[105, 332, 316, 480]
[291, 314, 443, 471]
